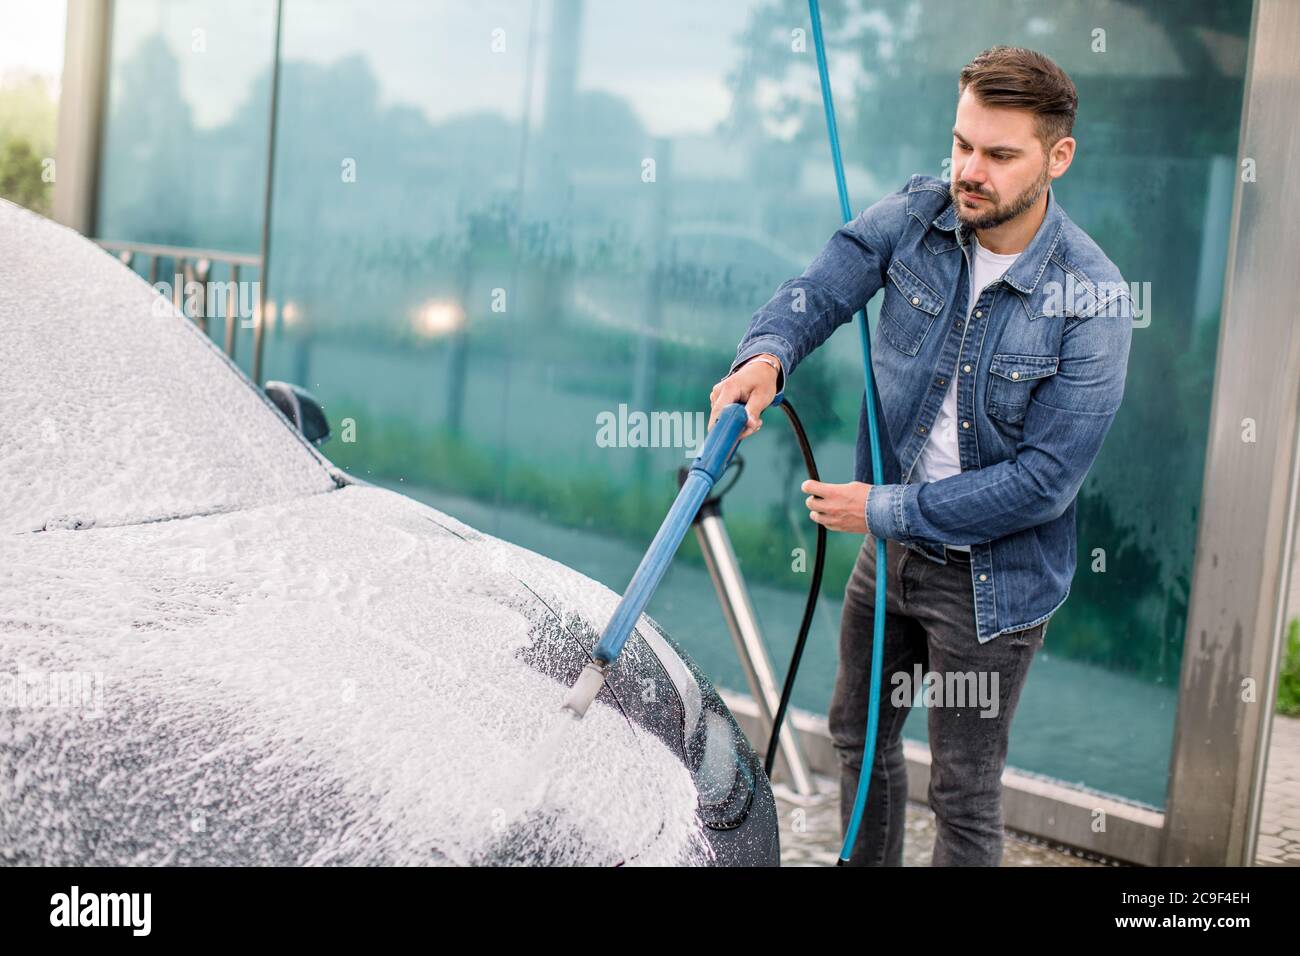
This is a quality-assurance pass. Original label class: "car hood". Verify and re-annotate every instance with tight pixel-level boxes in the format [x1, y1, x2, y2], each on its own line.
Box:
[0, 484, 713, 865]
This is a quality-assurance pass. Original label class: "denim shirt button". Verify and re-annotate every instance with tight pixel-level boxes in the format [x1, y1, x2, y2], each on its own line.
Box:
[979, 573, 988, 581]
[911, 296, 920, 305]
[963, 363, 972, 372]
[974, 310, 982, 318]
[961, 420, 970, 429]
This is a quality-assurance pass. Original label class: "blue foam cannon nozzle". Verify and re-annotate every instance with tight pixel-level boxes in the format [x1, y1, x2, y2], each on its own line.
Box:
[560, 399, 772, 719]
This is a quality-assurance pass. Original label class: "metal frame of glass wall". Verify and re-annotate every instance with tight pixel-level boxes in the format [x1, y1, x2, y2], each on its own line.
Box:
[1159, 0, 1300, 866]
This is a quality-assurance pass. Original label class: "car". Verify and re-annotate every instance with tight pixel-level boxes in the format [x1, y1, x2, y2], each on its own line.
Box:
[0, 198, 780, 866]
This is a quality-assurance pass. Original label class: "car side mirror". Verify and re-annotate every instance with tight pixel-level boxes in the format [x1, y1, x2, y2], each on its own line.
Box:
[264, 380, 330, 447]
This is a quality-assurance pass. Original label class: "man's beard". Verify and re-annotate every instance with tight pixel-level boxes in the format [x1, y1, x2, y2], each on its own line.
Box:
[949, 161, 1051, 230]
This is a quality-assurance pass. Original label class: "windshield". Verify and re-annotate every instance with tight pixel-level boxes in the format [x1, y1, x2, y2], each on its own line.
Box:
[0, 200, 337, 533]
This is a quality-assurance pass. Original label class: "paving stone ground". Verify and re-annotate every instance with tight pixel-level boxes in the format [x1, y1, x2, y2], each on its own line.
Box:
[772, 711, 1300, 867]
[772, 776, 1109, 867]
[1257, 712, 1300, 866]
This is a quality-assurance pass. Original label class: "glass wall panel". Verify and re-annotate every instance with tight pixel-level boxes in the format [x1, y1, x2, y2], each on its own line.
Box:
[97, 0, 276, 253]
[99, 0, 1254, 807]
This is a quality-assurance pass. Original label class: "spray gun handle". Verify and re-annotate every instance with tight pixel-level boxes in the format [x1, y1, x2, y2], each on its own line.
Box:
[692, 402, 752, 484]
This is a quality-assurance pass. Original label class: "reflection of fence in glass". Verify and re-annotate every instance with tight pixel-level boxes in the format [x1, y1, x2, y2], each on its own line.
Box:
[97, 239, 264, 368]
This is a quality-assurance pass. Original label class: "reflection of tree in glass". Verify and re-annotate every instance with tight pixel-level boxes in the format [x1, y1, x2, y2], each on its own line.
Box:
[0, 75, 59, 216]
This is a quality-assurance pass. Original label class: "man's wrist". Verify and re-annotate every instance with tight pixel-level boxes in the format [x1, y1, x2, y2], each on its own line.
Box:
[728, 344, 789, 393]
[738, 353, 782, 375]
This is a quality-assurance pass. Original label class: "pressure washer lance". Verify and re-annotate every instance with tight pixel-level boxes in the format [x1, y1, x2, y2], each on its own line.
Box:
[561, 400, 766, 719]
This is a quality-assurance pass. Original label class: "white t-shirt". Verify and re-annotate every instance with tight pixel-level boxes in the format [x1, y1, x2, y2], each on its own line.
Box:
[910, 234, 1021, 552]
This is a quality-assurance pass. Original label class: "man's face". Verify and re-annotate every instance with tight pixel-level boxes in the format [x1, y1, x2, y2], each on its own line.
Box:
[949, 87, 1053, 230]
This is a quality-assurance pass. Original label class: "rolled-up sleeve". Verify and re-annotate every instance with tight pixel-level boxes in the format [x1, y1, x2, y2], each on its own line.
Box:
[729, 179, 913, 387]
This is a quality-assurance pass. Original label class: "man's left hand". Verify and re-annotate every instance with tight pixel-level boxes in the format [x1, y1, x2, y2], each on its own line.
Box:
[802, 479, 873, 534]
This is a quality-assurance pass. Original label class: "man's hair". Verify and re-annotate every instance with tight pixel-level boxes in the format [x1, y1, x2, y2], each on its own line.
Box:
[958, 46, 1077, 150]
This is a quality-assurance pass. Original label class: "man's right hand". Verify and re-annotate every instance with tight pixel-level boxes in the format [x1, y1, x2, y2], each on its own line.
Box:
[709, 354, 782, 440]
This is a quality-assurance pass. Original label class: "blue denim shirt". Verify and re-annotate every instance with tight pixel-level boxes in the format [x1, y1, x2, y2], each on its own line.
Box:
[730, 174, 1133, 643]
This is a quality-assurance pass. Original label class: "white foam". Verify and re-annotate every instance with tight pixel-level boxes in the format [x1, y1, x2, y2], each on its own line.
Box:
[0, 199, 713, 866]
[0, 199, 338, 534]
[1, 486, 712, 865]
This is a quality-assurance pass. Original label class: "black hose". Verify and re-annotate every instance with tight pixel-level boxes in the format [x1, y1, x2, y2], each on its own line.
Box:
[763, 398, 827, 779]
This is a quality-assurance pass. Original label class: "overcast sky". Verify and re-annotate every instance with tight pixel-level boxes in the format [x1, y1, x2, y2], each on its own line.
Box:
[0, 0, 67, 83]
[104, 0, 765, 134]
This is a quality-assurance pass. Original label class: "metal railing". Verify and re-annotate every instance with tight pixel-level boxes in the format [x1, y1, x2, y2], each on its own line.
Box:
[96, 239, 267, 383]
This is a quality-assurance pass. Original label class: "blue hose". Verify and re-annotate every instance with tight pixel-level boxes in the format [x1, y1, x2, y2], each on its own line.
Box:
[808, 0, 889, 865]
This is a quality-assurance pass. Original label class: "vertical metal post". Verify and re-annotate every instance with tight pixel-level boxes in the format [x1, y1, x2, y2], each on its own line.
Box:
[52, 0, 111, 235]
[193, 258, 211, 334]
[225, 263, 240, 360]
[172, 257, 185, 313]
[254, 0, 284, 387]
[693, 502, 816, 796]
[1160, 0, 1300, 865]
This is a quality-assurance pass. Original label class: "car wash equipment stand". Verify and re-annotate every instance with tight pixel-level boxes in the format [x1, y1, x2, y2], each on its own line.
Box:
[681, 414, 824, 798]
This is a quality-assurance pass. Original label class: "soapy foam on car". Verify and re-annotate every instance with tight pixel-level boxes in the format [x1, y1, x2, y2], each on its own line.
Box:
[0, 198, 338, 535]
[0, 198, 715, 866]
[1, 485, 713, 866]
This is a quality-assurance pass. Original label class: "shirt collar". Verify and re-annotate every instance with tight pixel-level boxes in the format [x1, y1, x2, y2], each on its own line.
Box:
[931, 183, 1065, 295]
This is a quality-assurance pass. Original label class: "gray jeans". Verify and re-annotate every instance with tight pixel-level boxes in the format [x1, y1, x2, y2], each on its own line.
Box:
[828, 532, 1046, 866]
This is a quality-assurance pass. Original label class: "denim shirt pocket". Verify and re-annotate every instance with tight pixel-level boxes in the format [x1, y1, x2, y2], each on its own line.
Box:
[880, 259, 944, 356]
[986, 353, 1059, 425]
